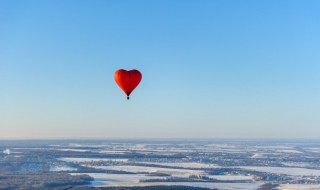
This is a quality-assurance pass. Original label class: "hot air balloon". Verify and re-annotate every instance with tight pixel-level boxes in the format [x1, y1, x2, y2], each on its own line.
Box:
[114, 69, 142, 100]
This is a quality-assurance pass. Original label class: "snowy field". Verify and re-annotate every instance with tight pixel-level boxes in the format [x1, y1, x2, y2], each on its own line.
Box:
[85, 165, 205, 177]
[240, 166, 320, 176]
[71, 173, 261, 190]
[208, 175, 253, 181]
[136, 162, 221, 169]
[58, 157, 129, 162]
[50, 166, 77, 172]
[57, 148, 90, 152]
[51, 140, 320, 189]
[98, 150, 130, 154]
[278, 184, 320, 190]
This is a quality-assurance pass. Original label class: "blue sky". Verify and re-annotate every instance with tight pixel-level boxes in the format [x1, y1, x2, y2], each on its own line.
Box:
[0, 0, 319, 139]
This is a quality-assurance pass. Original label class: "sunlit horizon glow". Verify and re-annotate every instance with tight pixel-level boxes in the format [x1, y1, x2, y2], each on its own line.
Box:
[0, 1, 319, 139]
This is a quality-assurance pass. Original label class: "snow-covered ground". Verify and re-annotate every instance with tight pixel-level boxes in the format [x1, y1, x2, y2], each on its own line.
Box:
[136, 162, 220, 169]
[281, 162, 312, 168]
[51, 141, 320, 189]
[251, 153, 265, 158]
[85, 165, 205, 177]
[71, 173, 165, 186]
[253, 145, 296, 149]
[57, 149, 90, 152]
[240, 166, 320, 176]
[50, 166, 77, 171]
[275, 149, 303, 154]
[99, 150, 130, 154]
[71, 173, 261, 190]
[305, 148, 320, 153]
[208, 175, 253, 181]
[58, 157, 129, 162]
[135, 182, 262, 190]
[278, 184, 320, 190]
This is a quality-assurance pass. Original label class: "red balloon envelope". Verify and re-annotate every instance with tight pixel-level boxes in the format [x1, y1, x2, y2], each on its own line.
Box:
[114, 69, 142, 99]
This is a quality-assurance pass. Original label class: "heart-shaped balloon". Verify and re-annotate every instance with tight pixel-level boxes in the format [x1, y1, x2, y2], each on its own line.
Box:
[114, 69, 142, 99]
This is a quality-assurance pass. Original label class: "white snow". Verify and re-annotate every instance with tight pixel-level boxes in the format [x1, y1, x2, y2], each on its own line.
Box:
[99, 150, 129, 154]
[278, 184, 320, 190]
[275, 149, 303, 154]
[3, 149, 10, 155]
[86, 165, 205, 177]
[136, 162, 220, 169]
[282, 162, 311, 168]
[71, 173, 165, 186]
[240, 166, 320, 176]
[58, 157, 128, 162]
[57, 149, 89, 152]
[50, 166, 77, 171]
[251, 153, 264, 158]
[208, 175, 253, 181]
[71, 173, 261, 190]
[305, 148, 320, 153]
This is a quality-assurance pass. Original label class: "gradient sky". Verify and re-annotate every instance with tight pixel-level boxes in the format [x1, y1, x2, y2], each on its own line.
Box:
[0, 0, 319, 139]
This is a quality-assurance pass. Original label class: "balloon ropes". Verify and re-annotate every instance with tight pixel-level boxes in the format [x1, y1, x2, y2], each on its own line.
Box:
[114, 69, 142, 100]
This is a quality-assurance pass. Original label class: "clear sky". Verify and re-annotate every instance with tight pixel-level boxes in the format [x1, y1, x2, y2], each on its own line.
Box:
[0, 0, 319, 139]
